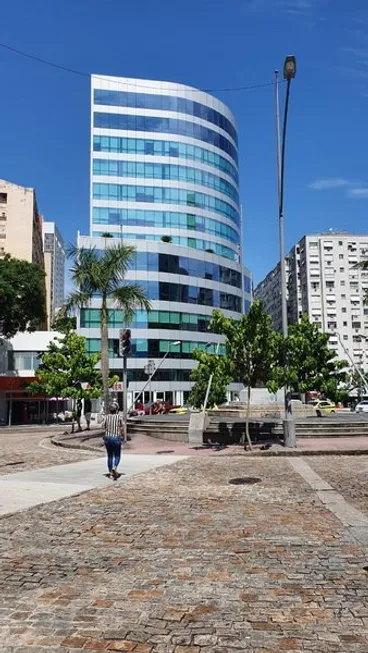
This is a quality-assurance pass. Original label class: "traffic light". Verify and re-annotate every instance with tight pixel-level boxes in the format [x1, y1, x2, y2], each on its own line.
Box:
[119, 328, 131, 356]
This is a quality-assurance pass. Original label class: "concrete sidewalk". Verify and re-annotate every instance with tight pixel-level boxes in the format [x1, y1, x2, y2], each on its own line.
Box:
[0, 453, 186, 516]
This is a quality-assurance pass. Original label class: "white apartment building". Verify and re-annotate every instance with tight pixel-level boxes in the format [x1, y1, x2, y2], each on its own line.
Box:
[255, 232, 368, 370]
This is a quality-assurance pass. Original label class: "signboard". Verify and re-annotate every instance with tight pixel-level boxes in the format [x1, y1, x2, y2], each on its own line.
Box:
[112, 382, 124, 392]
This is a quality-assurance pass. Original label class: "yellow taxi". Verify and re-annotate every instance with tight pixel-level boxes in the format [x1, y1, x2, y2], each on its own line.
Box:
[308, 399, 336, 416]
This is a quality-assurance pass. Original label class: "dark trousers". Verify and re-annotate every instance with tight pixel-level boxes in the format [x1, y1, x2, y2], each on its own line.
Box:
[104, 435, 122, 472]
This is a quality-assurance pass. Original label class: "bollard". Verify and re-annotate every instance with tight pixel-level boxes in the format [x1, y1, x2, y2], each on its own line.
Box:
[283, 418, 297, 448]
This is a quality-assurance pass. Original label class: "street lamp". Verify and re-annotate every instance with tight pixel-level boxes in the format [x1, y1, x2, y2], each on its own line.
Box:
[328, 331, 368, 395]
[202, 341, 221, 413]
[275, 55, 297, 448]
[128, 340, 181, 413]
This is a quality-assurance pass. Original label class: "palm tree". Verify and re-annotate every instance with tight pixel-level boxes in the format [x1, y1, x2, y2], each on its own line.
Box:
[67, 244, 151, 411]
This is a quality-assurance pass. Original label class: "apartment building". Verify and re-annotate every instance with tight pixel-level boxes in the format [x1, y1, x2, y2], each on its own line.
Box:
[0, 179, 44, 267]
[43, 221, 66, 327]
[255, 233, 368, 370]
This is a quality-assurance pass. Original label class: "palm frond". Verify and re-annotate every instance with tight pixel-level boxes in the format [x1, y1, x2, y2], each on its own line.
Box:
[100, 244, 137, 292]
[111, 284, 152, 324]
[64, 290, 93, 312]
[69, 247, 104, 294]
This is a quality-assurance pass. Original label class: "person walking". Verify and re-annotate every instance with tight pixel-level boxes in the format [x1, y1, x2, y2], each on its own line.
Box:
[102, 403, 125, 479]
[76, 399, 83, 432]
[84, 397, 92, 430]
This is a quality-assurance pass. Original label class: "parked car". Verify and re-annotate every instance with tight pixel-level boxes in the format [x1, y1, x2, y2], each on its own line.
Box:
[307, 399, 336, 416]
[169, 405, 190, 414]
[355, 400, 368, 413]
[129, 401, 180, 417]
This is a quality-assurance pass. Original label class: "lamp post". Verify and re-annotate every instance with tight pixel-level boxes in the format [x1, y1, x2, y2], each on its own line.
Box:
[202, 342, 221, 413]
[329, 331, 368, 395]
[129, 341, 181, 413]
[275, 55, 297, 448]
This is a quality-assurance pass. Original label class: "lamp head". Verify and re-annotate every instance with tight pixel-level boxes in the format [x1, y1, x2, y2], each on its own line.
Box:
[283, 55, 297, 80]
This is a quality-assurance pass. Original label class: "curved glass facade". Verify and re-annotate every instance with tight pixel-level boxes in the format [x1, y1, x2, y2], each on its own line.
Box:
[93, 136, 239, 182]
[94, 113, 238, 162]
[93, 160, 238, 202]
[80, 75, 252, 406]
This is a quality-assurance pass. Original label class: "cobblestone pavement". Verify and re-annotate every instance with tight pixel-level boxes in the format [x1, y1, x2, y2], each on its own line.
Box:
[1, 456, 368, 652]
[308, 456, 368, 517]
[0, 431, 96, 475]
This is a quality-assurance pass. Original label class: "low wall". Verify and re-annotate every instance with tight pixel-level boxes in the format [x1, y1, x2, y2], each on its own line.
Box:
[208, 403, 315, 419]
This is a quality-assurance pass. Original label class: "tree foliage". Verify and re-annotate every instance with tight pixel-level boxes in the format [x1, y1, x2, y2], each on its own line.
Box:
[347, 368, 368, 396]
[189, 349, 232, 409]
[0, 255, 46, 338]
[51, 308, 76, 333]
[66, 244, 151, 410]
[210, 301, 281, 448]
[274, 316, 348, 400]
[27, 331, 106, 401]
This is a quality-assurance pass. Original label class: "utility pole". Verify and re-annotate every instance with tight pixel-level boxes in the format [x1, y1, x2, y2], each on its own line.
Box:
[119, 328, 131, 438]
[275, 56, 297, 448]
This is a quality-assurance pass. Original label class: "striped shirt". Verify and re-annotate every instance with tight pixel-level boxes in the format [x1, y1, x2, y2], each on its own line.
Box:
[103, 414, 124, 437]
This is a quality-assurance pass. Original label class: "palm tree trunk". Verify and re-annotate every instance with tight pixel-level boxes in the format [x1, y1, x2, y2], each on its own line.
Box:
[244, 384, 253, 451]
[101, 296, 110, 412]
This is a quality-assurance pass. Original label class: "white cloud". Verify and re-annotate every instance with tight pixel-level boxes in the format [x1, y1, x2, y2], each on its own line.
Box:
[346, 187, 368, 198]
[308, 178, 352, 190]
[308, 178, 368, 199]
[244, 0, 320, 15]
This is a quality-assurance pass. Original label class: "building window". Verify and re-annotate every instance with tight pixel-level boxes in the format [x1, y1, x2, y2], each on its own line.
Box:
[0, 193, 7, 204]
[7, 351, 41, 371]
[340, 267, 345, 272]
[339, 254, 344, 259]
[342, 307, 347, 313]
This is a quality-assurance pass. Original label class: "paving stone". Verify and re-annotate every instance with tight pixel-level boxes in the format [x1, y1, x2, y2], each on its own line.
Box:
[1, 455, 368, 652]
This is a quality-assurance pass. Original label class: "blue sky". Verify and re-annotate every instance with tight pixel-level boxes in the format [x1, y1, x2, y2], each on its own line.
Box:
[1, 0, 368, 284]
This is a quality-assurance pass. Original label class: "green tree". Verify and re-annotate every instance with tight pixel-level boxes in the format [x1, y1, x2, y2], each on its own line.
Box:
[189, 348, 232, 409]
[276, 315, 348, 400]
[27, 331, 109, 432]
[66, 244, 151, 410]
[346, 368, 368, 397]
[210, 301, 281, 449]
[0, 255, 46, 338]
[51, 308, 76, 333]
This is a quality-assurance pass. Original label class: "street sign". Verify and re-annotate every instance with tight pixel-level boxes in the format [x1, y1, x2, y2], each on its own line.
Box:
[144, 360, 155, 376]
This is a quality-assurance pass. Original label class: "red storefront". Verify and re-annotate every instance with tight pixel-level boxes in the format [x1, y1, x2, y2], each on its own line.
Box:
[0, 376, 67, 425]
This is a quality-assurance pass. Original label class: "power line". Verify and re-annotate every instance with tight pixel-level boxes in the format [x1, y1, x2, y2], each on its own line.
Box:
[0, 42, 87, 78]
[0, 41, 279, 95]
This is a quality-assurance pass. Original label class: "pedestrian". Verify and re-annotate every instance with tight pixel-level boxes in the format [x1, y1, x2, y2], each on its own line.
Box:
[102, 403, 125, 480]
[84, 397, 92, 430]
[76, 399, 83, 432]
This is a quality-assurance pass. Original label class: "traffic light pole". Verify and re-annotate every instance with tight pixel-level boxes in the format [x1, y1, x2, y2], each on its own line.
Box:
[123, 353, 128, 440]
[119, 328, 131, 440]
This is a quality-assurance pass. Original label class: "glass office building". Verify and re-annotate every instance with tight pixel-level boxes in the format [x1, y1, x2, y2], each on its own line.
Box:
[78, 75, 252, 406]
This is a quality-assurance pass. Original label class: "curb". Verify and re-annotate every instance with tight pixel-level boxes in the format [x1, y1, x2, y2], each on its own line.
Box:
[231, 448, 368, 457]
[51, 432, 104, 453]
[50, 434, 368, 457]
